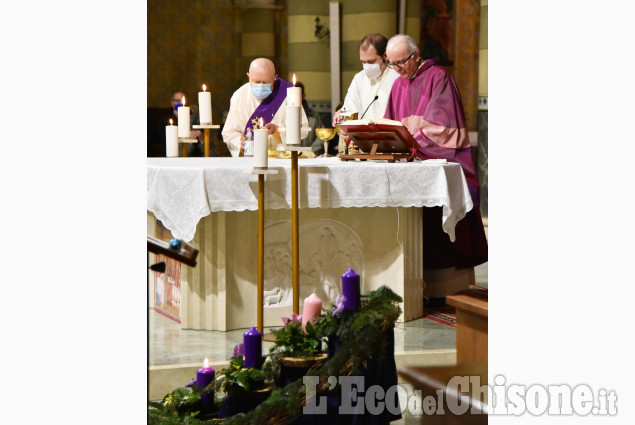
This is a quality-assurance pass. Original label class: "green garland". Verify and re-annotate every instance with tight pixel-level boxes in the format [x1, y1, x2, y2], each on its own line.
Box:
[148, 285, 402, 425]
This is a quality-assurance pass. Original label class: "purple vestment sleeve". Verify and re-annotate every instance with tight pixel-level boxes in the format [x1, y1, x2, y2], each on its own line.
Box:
[245, 77, 292, 133]
[385, 60, 487, 268]
[385, 60, 480, 206]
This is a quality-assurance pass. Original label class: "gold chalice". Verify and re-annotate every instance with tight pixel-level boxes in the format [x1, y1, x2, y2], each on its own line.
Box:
[315, 127, 337, 158]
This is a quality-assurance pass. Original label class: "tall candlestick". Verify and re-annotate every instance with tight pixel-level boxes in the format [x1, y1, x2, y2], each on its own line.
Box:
[341, 268, 361, 311]
[165, 119, 178, 157]
[196, 358, 215, 413]
[177, 95, 190, 138]
[243, 326, 262, 369]
[198, 84, 212, 124]
[301, 293, 323, 332]
[254, 118, 268, 168]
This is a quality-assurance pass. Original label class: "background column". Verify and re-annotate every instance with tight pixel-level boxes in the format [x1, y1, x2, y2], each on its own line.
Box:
[340, 0, 397, 104]
[233, 2, 279, 88]
[286, 0, 332, 115]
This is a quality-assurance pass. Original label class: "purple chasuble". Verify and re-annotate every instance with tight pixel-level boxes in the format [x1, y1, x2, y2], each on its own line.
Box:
[385, 60, 487, 269]
[384, 60, 480, 206]
[244, 77, 292, 134]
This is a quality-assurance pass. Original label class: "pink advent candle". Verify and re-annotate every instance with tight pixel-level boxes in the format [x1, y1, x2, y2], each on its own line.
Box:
[196, 358, 215, 412]
[301, 293, 322, 332]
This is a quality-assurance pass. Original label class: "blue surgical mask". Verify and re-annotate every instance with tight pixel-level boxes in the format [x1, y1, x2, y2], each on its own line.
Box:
[173, 102, 183, 111]
[251, 83, 272, 100]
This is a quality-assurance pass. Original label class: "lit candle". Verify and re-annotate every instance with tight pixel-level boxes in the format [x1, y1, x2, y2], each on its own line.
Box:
[286, 75, 301, 146]
[243, 327, 262, 369]
[198, 84, 212, 124]
[165, 118, 178, 157]
[341, 268, 361, 311]
[301, 293, 323, 332]
[254, 117, 268, 168]
[196, 358, 215, 412]
[287, 74, 302, 107]
[177, 95, 190, 138]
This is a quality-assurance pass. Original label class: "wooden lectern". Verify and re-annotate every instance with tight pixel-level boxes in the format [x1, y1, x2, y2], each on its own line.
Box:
[338, 119, 417, 162]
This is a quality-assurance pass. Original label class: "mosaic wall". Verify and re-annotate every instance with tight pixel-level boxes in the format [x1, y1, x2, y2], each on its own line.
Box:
[147, 0, 238, 123]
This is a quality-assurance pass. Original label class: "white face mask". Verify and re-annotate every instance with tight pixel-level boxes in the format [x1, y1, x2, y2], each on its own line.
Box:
[363, 63, 381, 80]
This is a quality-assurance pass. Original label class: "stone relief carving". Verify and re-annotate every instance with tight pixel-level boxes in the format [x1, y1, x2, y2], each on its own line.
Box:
[263, 219, 364, 307]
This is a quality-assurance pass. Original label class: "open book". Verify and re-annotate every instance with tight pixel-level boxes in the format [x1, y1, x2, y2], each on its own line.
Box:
[338, 118, 417, 154]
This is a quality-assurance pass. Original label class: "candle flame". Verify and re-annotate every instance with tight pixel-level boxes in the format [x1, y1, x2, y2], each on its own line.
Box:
[182, 95, 186, 106]
[202, 84, 207, 91]
[169, 118, 173, 125]
[259, 117, 264, 128]
[292, 74, 296, 86]
[203, 358, 209, 368]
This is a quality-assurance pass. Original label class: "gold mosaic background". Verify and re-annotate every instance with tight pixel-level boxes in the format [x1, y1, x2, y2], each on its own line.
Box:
[148, 0, 238, 123]
[148, 0, 486, 130]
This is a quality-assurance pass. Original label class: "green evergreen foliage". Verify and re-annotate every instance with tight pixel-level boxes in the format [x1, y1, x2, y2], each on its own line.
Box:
[148, 387, 206, 425]
[270, 318, 327, 358]
[149, 285, 403, 425]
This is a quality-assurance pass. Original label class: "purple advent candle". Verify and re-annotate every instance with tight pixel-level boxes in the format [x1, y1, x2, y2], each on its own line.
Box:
[196, 358, 215, 412]
[341, 268, 361, 311]
[243, 326, 262, 369]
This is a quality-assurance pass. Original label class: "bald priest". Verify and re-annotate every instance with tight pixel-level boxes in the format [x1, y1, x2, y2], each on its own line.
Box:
[222, 58, 309, 157]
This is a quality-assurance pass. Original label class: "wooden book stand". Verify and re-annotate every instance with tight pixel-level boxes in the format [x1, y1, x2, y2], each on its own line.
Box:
[338, 121, 416, 162]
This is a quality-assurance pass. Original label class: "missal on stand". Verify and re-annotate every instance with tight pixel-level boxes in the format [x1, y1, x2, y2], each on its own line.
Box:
[338, 118, 418, 162]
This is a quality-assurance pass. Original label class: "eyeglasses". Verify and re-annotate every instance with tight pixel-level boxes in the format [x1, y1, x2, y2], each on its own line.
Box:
[386, 53, 414, 69]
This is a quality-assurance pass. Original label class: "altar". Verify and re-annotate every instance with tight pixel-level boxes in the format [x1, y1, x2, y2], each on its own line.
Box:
[147, 157, 474, 331]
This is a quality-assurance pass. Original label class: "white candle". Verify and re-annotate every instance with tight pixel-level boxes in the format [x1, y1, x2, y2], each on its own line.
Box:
[254, 119, 268, 168]
[177, 95, 190, 138]
[165, 118, 178, 157]
[198, 84, 212, 124]
[287, 74, 302, 107]
[285, 105, 301, 145]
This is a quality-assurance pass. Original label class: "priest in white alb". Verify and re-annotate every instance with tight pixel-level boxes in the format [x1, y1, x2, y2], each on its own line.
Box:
[332, 33, 399, 124]
[222, 58, 309, 156]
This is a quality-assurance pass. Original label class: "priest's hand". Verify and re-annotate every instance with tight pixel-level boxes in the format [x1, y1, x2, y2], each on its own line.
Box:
[190, 129, 203, 141]
[332, 109, 343, 127]
[239, 133, 246, 152]
[264, 123, 277, 135]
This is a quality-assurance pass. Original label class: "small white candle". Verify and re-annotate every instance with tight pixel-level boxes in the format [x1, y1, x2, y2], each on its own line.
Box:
[165, 118, 178, 157]
[198, 84, 212, 124]
[177, 95, 190, 138]
[287, 74, 302, 107]
[254, 118, 268, 168]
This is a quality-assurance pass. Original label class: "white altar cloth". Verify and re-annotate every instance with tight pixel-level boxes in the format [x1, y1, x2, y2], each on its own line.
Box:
[147, 157, 473, 243]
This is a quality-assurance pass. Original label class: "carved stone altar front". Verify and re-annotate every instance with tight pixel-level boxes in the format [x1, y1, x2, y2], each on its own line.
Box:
[164, 206, 424, 331]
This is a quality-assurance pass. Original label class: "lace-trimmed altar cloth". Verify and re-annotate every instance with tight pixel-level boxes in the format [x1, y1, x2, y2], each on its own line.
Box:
[147, 157, 473, 243]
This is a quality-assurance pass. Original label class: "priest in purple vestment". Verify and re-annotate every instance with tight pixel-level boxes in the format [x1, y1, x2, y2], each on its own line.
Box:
[384, 34, 487, 271]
